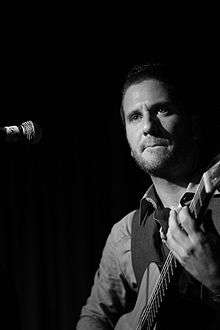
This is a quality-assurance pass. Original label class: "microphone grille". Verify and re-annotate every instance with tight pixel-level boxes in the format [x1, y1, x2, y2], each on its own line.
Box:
[20, 121, 35, 141]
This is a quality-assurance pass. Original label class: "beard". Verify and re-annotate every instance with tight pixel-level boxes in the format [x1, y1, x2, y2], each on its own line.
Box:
[131, 143, 195, 180]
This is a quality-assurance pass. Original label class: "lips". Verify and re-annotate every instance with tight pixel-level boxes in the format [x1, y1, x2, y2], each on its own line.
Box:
[141, 139, 169, 152]
[146, 144, 164, 148]
[142, 144, 166, 151]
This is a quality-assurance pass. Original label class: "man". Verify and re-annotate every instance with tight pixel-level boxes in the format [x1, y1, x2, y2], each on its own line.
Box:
[76, 63, 220, 329]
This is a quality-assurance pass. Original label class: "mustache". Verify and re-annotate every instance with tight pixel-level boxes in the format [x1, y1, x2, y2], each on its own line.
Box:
[140, 136, 170, 151]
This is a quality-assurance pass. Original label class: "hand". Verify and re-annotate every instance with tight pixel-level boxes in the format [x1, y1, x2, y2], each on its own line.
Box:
[163, 206, 220, 293]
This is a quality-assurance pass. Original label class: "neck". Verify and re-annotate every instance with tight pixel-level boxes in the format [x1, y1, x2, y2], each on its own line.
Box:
[150, 148, 201, 208]
[150, 176, 189, 208]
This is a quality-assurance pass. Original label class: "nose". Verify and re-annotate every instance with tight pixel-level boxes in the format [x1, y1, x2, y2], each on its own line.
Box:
[142, 109, 155, 136]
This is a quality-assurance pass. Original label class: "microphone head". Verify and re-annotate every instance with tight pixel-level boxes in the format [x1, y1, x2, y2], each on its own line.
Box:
[4, 120, 42, 144]
[20, 121, 42, 144]
[20, 121, 35, 140]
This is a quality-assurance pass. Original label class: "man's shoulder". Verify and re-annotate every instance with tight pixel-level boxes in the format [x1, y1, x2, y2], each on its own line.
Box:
[109, 210, 138, 245]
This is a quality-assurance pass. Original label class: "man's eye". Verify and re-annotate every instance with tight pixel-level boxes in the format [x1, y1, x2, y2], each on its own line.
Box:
[128, 112, 142, 122]
[158, 107, 169, 115]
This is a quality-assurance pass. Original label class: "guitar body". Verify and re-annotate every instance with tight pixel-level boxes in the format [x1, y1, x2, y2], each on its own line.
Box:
[115, 262, 160, 330]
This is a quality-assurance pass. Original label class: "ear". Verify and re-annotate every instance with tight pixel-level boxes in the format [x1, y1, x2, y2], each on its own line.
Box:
[131, 150, 134, 158]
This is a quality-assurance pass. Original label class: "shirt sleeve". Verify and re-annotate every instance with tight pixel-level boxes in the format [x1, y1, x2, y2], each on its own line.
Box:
[76, 211, 138, 329]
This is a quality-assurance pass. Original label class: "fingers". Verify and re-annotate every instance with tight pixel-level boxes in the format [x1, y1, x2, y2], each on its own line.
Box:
[178, 206, 197, 237]
[168, 208, 189, 244]
[178, 206, 205, 246]
[160, 206, 220, 288]
[166, 208, 189, 257]
[165, 207, 202, 264]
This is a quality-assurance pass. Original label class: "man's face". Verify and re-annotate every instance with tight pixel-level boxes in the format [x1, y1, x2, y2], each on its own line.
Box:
[123, 79, 195, 178]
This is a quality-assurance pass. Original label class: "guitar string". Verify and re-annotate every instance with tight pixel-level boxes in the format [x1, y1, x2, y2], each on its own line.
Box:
[138, 178, 205, 329]
[137, 252, 175, 329]
[138, 251, 175, 328]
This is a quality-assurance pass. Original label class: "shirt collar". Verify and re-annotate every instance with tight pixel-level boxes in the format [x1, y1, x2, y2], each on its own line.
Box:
[139, 182, 198, 226]
[139, 185, 161, 225]
[142, 185, 161, 209]
[141, 181, 200, 208]
[139, 181, 220, 225]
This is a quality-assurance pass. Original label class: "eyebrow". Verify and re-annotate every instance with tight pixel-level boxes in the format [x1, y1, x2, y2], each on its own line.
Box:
[149, 101, 173, 111]
[127, 101, 171, 114]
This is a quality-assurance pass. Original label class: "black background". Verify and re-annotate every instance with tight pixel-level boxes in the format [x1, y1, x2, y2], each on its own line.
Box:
[1, 7, 220, 330]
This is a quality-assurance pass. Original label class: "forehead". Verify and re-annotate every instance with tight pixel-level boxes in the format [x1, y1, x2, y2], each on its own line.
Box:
[123, 79, 169, 112]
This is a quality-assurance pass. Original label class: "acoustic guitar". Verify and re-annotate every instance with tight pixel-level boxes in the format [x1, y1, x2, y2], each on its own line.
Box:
[115, 155, 220, 329]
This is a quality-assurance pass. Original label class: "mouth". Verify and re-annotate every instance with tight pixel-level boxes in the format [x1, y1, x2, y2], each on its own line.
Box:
[141, 143, 168, 152]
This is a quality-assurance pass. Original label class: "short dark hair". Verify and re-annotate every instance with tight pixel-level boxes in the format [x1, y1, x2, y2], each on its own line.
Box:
[120, 62, 197, 126]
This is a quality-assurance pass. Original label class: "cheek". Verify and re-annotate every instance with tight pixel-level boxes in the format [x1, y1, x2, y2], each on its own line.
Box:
[167, 122, 180, 136]
[162, 115, 186, 137]
[165, 118, 192, 146]
[126, 127, 140, 149]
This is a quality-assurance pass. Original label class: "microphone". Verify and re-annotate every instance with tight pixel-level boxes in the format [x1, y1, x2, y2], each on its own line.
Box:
[0, 121, 42, 143]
